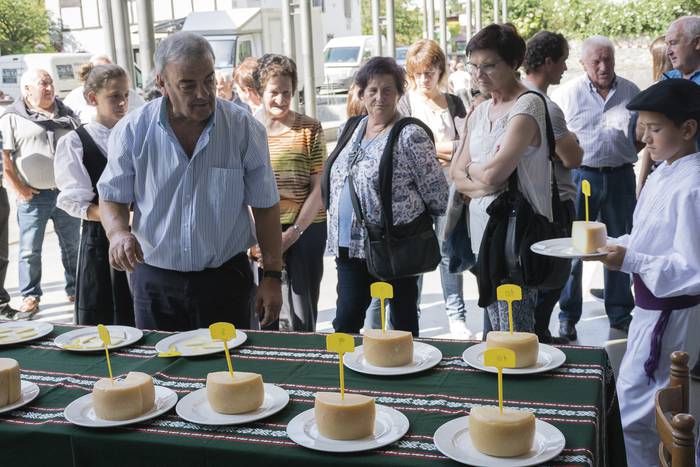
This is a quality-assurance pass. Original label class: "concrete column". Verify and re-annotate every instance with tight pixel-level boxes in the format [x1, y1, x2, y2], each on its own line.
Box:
[438, 0, 447, 52]
[136, 0, 155, 89]
[493, 0, 498, 23]
[386, 0, 395, 58]
[426, 0, 435, 40]
[501, 0, 507, 23]
[466, 0, 472, 40]
[475, 0, 481, 31]
[299, 0, 316, 118]
[371, 0, 382, 56]
[111, 0, 134, 83]
[99, 0, 116, 62]
[422, 0, 428, 38]
[281, 0, 298, 110]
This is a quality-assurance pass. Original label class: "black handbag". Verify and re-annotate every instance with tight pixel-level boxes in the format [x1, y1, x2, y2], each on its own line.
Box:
[477, 91, 571, 298]
[346, 117, 441, 281]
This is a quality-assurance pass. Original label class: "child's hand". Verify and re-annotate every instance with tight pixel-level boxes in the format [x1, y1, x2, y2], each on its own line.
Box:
[597, 244, 626, 271]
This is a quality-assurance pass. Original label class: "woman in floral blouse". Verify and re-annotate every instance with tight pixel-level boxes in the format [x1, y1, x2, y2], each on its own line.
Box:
[323, 57, 448, 336]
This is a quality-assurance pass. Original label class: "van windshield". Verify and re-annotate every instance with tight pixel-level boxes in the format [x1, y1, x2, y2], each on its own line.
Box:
[208, 39, 236, 68]
[324, 47, 360, 64]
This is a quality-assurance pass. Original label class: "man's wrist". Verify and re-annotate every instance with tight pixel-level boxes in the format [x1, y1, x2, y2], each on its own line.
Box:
[262, 269, 282, 281]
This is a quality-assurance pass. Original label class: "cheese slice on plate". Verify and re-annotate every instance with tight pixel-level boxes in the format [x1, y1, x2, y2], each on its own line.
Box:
[314, 392, 376, 440]
[469, 406, 536, 457]
[486, 331, 539, 368]
[206, 371, 264, 414]
[571, 221, 607, 254]
[362, 329, 413, 367]
[92, 371, 155, 420]
[0, 358, 21, 407]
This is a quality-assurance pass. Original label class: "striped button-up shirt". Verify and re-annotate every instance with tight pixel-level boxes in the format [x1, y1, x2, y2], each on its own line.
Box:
[552, 74, 639, 168]
[97, 97, 279, 272]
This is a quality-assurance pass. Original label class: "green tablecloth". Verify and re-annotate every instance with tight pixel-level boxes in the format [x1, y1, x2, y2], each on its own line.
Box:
[0, 325, 626, 466]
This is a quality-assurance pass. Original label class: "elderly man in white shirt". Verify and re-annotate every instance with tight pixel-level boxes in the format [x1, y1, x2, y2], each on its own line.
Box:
[552, 35, 639, 341]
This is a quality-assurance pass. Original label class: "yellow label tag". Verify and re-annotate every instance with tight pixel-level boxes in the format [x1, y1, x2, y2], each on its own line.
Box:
[370, 282, 393, 333]
[582, 179, 591, 223]
[97, 324, 111, 346]
[497, 284, 522, 334]
[326, 333, 355, 354]
[209, 322, 236, 341]
[484, 347, 517, 369]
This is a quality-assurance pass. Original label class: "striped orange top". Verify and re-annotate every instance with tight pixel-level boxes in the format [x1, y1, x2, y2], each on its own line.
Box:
[267, 112, 327, 225]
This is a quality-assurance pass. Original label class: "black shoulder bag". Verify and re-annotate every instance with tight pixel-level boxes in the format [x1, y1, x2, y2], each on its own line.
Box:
[347, 117, 441, 280]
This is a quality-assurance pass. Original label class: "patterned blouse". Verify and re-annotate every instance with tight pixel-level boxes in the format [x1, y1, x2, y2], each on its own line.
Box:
[327, 117, 448, 258]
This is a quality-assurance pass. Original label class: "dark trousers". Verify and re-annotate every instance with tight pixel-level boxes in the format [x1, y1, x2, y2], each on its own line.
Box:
[333, 251, 420, 336]
[131, 252, 252, 331]
[559, 166, 636, 327]
[534, 199, 575, 341]
[75, 221, 134, 326]
[263, 222, 326, 332]
[0, 186, 10, 303]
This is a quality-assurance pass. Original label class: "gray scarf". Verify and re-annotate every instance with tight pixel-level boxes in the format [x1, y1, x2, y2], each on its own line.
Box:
[4, 97, 79, 154]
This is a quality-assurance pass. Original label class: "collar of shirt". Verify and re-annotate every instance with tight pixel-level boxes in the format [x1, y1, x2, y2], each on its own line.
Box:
[663, 68, 700, 84]
[585, 74, 618, 95]
[156, 96, 217, 158]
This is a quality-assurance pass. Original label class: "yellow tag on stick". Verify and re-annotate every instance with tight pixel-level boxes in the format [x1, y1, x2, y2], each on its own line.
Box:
[97, 324, 113, 382]
[484, 347, 516, 414]
[326, 333, 355, 399]
[370, 282, 393, 333]
[582, 179, 591, 223]
[496, 284, 522, 335]
[209, 322, 236, 378]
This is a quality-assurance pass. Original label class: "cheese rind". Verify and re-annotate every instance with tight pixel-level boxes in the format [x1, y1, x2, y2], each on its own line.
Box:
[206, 371, 264, 414]
[92, 371, 155, 420]
[486, 331, 539, 368]
[314, 392, 376, 440]
[363, 329, 413, 367]
[571, 221, 607, 254]
[0, 358, 21, 407]
[469, 406, 536, 457]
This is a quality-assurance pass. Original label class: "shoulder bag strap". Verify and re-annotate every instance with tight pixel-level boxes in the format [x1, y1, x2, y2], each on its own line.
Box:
[321, 115, 364, 209]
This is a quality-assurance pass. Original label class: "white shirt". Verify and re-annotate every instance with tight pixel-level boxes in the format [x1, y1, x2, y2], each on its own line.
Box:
[54, 121, 111, 219]
[616, 153, 700, 298]
[63, 85, 145, 124]
[448, 70, 470, 92]
[552, 74, 639, 168]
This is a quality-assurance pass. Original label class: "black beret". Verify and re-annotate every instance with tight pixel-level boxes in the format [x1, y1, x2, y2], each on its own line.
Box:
[627, 78, 700, 120]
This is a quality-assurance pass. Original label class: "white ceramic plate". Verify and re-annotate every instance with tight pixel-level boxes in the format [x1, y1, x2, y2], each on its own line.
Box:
[0, 381, 41, 414]
[530, 238, 607, 259]
[0, 321, 53, 346]
[344, 342, 443, 376]
[63, 385, 178, 428]
[462, 343, 566, 375]
[287, 404, 409, 453]
[154, 329, 247, 357]
[176, 383, 289, 425]
[434, 416, 565, 467]
[54, 325, 143, 352]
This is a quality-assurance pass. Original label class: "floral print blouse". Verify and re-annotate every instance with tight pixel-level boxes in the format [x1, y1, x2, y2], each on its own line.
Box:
[327, 117, 448, 258]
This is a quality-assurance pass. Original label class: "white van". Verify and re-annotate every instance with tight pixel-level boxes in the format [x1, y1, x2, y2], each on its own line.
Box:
[0, 53, 92, 102]
[321, 35, 385, 94]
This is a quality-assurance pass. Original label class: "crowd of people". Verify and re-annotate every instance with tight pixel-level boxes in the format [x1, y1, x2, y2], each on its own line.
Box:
[0, 14, 699, 467]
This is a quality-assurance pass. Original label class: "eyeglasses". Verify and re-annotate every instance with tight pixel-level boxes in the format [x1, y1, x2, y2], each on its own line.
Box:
[465, 60, 502, 76]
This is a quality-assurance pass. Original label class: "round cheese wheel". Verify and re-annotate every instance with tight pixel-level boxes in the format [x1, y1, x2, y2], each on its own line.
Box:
[92, 371, 155, 421]
[0, 358, 21, 407]
[314, 392, 375, 440]
[206, 371, 264, 414]
[469, 406, 536, 457]
[363, 329, 413, 367]
[486, 331, 539, 368]
[572, 220, 607, 254]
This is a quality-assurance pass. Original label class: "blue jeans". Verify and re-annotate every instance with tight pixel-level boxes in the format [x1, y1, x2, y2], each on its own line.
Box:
[333, 254, 420, 336]
[17, 189, 80, 298]
[559, 167, 635, 327]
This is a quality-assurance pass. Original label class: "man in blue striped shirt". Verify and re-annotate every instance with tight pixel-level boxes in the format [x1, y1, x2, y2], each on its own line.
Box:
[97, 32, 283, 331]
[552, 36, 639, 341]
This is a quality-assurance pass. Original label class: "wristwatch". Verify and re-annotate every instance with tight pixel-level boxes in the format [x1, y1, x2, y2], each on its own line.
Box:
[263, 270, 282, 281]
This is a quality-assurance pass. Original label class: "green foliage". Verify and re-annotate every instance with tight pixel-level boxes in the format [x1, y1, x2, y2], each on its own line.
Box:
[0, 0, 53, 54]
[360, 0, 424, 46]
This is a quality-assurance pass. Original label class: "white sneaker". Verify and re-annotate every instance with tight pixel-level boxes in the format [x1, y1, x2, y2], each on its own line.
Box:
[448, 318, 473, 340]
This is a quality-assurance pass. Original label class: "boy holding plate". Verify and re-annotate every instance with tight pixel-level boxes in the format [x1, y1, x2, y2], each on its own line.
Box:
[589, 78, 700, 467]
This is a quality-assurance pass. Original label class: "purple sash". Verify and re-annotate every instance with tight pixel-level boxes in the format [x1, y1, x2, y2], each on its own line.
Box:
[633, 274, 700, 381]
